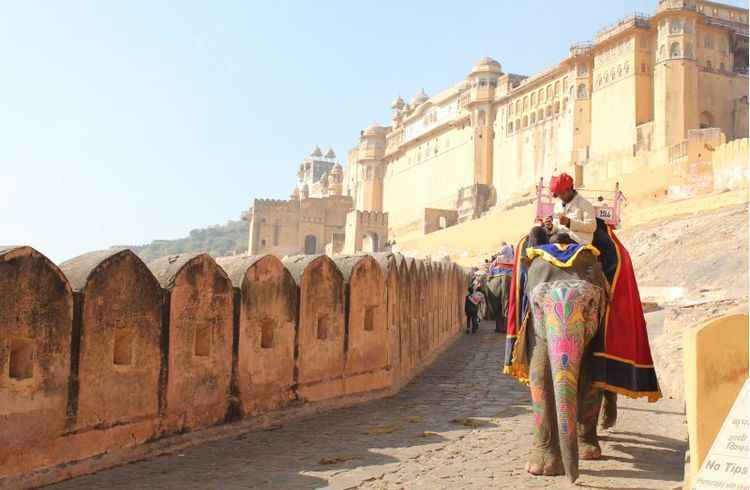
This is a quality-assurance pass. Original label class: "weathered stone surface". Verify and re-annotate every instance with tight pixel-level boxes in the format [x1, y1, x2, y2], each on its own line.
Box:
[60, 249, 162, 434]
[334, 255, 388, 394]
[0, 246, 73, 478]
[148, 253, 233, 433]
[219, 255, 298, 415]
[283, 255, 345, 402]
[373, 253, 402, 385]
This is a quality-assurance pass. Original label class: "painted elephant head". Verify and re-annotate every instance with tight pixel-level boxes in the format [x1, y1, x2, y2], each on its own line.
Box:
[525, 249, 609, 483]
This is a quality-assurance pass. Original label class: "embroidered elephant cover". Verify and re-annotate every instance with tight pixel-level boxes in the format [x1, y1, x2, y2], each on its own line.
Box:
[503, 230, 662, 402]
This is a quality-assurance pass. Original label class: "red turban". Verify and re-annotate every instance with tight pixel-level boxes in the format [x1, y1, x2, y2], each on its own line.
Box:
[549, 173, 574, 196]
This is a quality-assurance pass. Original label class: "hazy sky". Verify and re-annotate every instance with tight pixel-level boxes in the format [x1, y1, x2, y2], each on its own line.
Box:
[2, 0, 747, 262]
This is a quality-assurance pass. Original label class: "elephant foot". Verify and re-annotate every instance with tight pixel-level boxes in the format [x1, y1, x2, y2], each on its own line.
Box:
[579, 440, 602, 460]
[600, 392, 618, 430]
[600, 409, 617, 430]
[526, 450, 564, 476]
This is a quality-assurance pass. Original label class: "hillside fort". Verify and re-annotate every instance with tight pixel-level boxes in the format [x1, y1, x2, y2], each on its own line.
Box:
[245, 0, 748, 256]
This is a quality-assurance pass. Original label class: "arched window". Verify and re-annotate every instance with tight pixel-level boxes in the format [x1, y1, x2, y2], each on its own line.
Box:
[577, 84, 587, 98]
[508, 121, 513, 133]
[515, 100, 520, 113]
[685, 43, 694, 58]
[546, 105, 552, 117]
[523, 96, 528, 110]
[515, 118, 520, 130]
[546, 86, 552, 99]
[670, 42, 681, 58]
[577, 64, 588, 76]
[670, 20, 681, 34]
[531, 93, 536, 106]
[478, 78, 487, 87]
[562, 98, 567, 111]
[508, 103, 513, 116]
[477, 110, 486, 127]
[617, 64, 623, 76]
[660, 44, 666, 59]
[554, 81, 560, 96]
[522, 115, 528, 127]
[705, 35, 713, 49]
[554, 101, 560, 114]
[538, 89, 544, 102]
[304, 235, 317, 255]
[538, 109, 544, 120]
[530, 113, 536, 124]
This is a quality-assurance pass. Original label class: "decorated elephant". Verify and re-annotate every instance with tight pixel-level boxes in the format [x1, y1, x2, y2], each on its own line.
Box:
[503, 226, 661, 483]
[525, 244, 609, 481]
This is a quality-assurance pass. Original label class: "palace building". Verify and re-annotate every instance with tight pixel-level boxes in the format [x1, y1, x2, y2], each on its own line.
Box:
[246, 0, 748, 256]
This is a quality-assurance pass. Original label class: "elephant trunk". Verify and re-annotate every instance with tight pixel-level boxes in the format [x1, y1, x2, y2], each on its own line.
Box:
[548, 336, 584, 483]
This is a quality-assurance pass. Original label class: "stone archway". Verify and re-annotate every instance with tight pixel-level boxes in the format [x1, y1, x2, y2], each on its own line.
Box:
[362, 233, 379, 253]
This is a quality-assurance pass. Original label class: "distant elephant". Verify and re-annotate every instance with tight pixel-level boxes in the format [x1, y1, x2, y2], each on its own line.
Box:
[524, 246, 610, 483]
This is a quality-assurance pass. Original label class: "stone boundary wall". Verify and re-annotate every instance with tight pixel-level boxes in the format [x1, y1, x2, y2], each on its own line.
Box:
[0, 247, 468, 488]
[712, 137, 749, 191]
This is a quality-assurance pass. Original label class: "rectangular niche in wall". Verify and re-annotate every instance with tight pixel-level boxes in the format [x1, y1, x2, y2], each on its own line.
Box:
[317, 314, 328, 340]
[260, 318, 275, 349]
[364, 306, 377, 332]
[9, 338, 34, 380]
[113, 329, 135, 366]
[194, 324, 211, 357]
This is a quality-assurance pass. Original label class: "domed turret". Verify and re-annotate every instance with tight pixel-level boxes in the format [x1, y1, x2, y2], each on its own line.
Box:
[331, 163, 343, 175]
[324, 147, 336, 159]
[391, 96, 405, 110]
[410, 89, 428, 106]
[469, 56, 502, 76]
[310, 145, 323, 157]
[363, 123, 386, 137]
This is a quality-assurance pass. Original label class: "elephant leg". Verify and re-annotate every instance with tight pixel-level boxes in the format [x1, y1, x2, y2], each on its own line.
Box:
[526, 329, 564, 476]
[577, 349, 603, 460]
[599, 391, 618, 430]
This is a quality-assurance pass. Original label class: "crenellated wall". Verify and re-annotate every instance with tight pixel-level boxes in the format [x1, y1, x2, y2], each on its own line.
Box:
[0, 247, 469, 487]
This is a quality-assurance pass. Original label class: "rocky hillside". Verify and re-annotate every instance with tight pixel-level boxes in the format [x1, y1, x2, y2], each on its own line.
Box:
[113, 219, 248, 263]
[618, 202, 748, 401]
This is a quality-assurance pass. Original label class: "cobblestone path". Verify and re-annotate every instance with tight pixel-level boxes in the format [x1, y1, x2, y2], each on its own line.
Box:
[52, 322, 686, 489]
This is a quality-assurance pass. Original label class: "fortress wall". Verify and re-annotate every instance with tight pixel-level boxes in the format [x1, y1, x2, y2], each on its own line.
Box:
[383, 125, 475, 234]
[712, 137, 749, 190]
[0, 247, 72, 476]
[0, 248, 469, 486]
[147, 254, 234, 433]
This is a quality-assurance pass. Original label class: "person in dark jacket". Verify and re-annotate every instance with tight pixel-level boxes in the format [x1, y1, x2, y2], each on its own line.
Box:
[464, 286, 480, 334]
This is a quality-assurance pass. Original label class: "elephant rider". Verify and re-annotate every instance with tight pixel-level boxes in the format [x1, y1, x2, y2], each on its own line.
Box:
[543, 172, 596, 246]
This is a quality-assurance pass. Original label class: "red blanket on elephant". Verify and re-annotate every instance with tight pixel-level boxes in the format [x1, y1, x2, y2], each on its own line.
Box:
[590, 227, 661, 402]
[503, 226, 662, 402]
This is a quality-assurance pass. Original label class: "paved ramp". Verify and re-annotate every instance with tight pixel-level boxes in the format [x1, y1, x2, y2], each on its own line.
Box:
[51, 322, 686, 489]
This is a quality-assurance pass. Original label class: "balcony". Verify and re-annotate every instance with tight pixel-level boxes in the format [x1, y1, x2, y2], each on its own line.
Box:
[570, 42, 594, 57]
